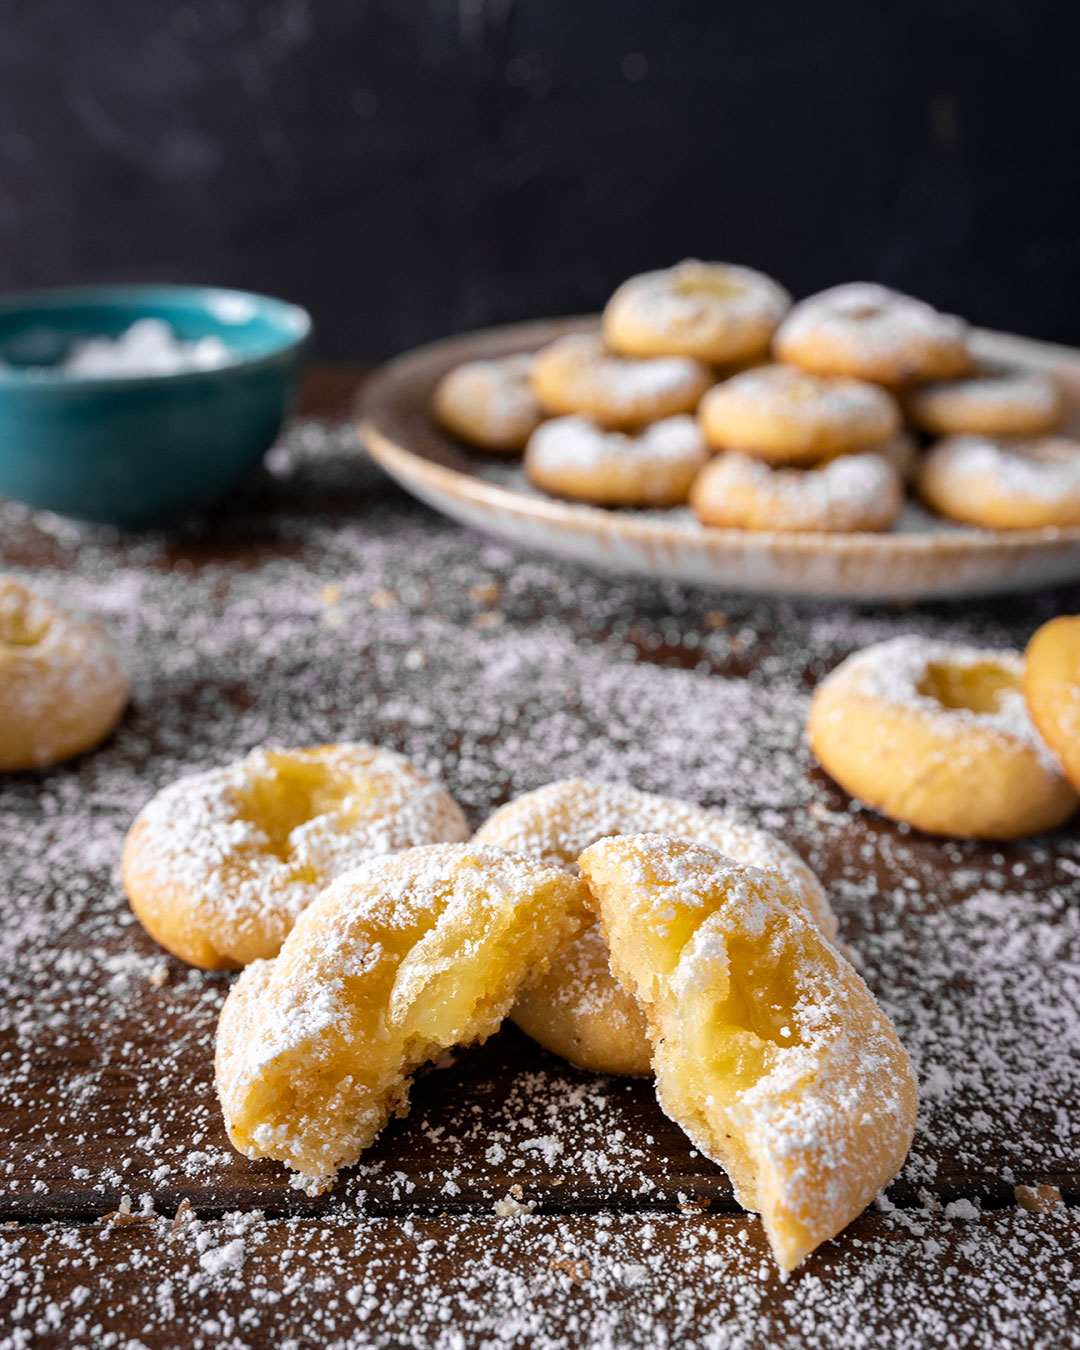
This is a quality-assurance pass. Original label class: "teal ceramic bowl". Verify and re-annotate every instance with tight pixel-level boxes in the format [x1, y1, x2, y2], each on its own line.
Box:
[0, 284, 311, 525]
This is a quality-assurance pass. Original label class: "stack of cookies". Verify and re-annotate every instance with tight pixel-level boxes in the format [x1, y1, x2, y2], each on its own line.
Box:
[431, 261, 1079, 533]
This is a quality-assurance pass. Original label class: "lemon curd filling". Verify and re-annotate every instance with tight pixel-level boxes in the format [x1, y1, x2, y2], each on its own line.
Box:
[673, 271, 747, 301]
[231, 752, 378, 859]
[918, 659, 1018, 715]
[844, 303, 885, 322]
[679, 927, 808, 1125]
[0, 595, 50, 647]
[215, 845, 592, 1192]
[578, 833, 918, 1273]
[122, 743, 471, 969]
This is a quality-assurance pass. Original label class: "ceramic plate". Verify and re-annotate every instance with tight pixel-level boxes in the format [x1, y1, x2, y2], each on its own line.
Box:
[358, 317, 1080, 599]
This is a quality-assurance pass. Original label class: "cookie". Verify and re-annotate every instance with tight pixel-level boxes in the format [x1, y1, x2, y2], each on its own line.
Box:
[215, 843, 591, 1192]
[123, 743, 470, 968]
[0, 576, 128, 772]
[604, 259, 791, 365]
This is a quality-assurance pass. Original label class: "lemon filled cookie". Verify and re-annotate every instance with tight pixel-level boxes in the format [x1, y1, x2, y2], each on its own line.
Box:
[578, 833, 917, 1273]
[774, 282, 972, 385]
[524, 415, 709, 508]
[698, 363, 901, 464]
[431, 353, 544, 452]
[904, 364, 1063, 438]
[0, 576, 128, 772]
[530, 332, 711, 429]
[603, 259, 791, 365]
[475, 779, 836, 1076]
[917, 434, 1080, 529]
[808, 635, 1077, 839]
[690, 450, 904, 533]
[215, 842, 591, 1193]
[122, 743, 470, 969]
[1025, 615, 1080, 791]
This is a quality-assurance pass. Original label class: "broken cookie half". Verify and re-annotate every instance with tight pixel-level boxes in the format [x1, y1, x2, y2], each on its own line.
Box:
[215, 842, 591, 1193]
[577, 832, 917, 1273]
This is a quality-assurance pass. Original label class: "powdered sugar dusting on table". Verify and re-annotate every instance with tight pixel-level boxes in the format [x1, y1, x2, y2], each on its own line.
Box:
[1, 416, 1078, 1346]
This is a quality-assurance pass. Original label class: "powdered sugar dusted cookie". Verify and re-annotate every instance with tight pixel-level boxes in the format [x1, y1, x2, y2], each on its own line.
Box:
[604, 260, 791, 365]
[808, 636, 1077, 838]
[122, 743, 470, 969]
[904, 365, 1063, 438]
[917, 434, 1080, 529]
[215, 842, 592, 1192]
[774, 283, 972, 385]
[690, 450, 903, 533]
[577, 833, 917, 1273]
[0, 576, 128, 772]
[477, 778, 836, 1077]
[432, 353, 544, 452]
[1025, 615, 1080, 793]
[531, 332, 711, 429]
[524, 414, 709, 507]
[698, 363, 901, 464]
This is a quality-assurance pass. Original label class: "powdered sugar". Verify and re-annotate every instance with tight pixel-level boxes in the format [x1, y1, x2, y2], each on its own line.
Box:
[533, 334, 710, 412]
[526, 415, 705, 470]
[123, 742, 468, 963]
[778, 283, 969, 353]
[839, 635, 1053, 760]
[693, 451, 903, 533]
[925, 434, 1080, 502]
[57, 319, 234, 378]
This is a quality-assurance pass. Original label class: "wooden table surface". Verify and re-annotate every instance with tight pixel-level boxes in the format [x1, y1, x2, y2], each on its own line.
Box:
[1, 370, 1078, 1349]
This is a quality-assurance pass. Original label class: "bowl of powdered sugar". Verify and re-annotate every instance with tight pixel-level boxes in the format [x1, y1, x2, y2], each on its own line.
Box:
[0, 284, 310, 524]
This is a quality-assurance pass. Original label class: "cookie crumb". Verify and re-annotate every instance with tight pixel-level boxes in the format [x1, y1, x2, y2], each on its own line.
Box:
[102, 1195, 153, 1226]
[171, 1198, 193, 1234]
[494, 1184, 535, 1218]
[550, 1257, 590, 1283]
[1015, 1184, 1063, 1214]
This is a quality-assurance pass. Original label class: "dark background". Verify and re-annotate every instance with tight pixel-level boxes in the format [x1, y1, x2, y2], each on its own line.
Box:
[1, 0, 1078, 359]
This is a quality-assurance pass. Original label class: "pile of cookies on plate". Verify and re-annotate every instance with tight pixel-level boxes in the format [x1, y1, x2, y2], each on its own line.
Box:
[431, 260, 1080, 533]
